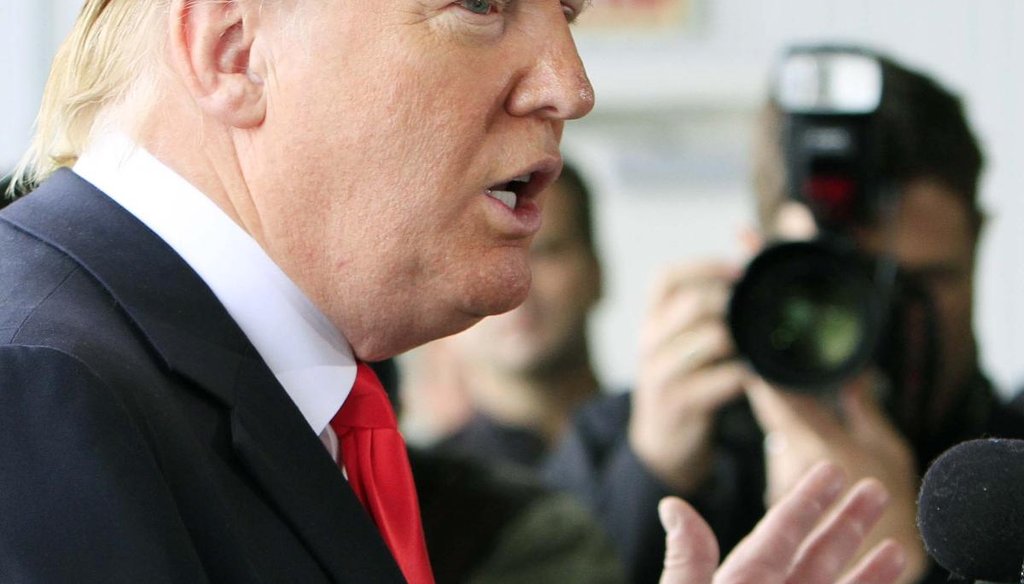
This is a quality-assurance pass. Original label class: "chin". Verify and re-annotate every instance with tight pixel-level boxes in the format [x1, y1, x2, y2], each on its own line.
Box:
[469, 265, 533, 319]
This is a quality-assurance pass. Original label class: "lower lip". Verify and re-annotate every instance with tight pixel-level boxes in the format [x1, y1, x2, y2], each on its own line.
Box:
[483, 193, 542, 237]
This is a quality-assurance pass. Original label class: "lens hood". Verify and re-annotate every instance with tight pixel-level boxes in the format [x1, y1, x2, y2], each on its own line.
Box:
[728, 240, 886, 392]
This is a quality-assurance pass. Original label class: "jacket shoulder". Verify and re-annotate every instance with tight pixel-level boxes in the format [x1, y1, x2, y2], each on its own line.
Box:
[0, 344, 211, 583]
[0, 216, 86, 342]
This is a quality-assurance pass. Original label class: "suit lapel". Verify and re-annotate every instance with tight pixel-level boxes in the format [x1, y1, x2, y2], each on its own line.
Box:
[231, 357, 404, 582]
[2, 170, 405, 583]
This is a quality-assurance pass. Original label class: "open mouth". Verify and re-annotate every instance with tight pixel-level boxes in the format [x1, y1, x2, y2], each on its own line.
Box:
[485, 174, 533, 210]
[482, 155, 562, 221]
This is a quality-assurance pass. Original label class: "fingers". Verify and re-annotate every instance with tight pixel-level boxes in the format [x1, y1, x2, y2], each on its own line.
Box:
[629, 359, 746, 492]
[787, 479, 891, 584]
[747, 380, 838, 502]
[679, 362, 749, 414]
[746, 378, 845, 445]
[642, 283, 731, 359]
[643, 323, 743, 404]
[714, 463, 902, 584]
[632, 260, 747, 495]
[639, 261, 744, 409]
[836, 539, 907, 584]
[639, 260, 746, 408]
[840, 377, 904, 449]
[715, 462, 848, 582]
[658, 497, 720, 584]
[648, 261, 740, 308]
[642, 261, 738, 353]
[748, 374, 921, 583]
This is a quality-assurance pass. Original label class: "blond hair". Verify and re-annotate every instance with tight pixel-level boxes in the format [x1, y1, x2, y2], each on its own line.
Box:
[10, 0, 168, 194]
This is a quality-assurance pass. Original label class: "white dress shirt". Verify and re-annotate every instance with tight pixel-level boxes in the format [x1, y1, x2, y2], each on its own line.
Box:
[74, 132, 353, 455]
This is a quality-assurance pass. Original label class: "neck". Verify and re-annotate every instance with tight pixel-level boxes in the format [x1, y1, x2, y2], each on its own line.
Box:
[133, 92, 265, 247]
[466, 349, 600, 446]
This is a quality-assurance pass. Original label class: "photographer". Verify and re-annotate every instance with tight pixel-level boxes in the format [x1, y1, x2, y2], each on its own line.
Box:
[544, 47, 1024, 584]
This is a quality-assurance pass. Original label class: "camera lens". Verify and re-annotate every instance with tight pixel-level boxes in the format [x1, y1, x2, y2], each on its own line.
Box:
[729, 240, 884, 392]
[770, 278, 863, 370]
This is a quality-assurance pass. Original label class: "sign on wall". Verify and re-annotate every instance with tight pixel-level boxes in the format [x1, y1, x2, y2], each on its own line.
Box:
[578, 0, 693, 31]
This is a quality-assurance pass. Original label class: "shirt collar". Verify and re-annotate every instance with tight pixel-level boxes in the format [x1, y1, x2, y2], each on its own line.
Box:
[73, 132, 355, 435]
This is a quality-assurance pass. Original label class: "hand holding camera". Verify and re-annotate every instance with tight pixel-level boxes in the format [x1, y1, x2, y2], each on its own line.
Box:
[746, 374, 926, 583]
[629, 260, 748, 495]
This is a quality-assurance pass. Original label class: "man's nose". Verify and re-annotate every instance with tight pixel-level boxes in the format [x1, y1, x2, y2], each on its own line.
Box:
[505, 23, 595, 121]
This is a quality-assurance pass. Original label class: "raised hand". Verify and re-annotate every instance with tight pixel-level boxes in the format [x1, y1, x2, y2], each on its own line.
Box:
[658, 462, 907, 584]
[745, 378, 926, 583]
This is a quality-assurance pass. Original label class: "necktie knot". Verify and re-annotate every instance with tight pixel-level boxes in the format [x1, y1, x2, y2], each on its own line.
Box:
[331, 362, 397, 430]
[328, 361, 434, 584]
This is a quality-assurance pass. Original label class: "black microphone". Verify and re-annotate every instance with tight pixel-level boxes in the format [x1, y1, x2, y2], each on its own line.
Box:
[917, 438, 1024, 583]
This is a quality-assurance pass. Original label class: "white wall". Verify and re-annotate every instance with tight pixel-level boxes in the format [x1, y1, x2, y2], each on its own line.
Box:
[3, 0, 1023, 394]
[0, 1, 46, 170]
[0, 0, 78, 170]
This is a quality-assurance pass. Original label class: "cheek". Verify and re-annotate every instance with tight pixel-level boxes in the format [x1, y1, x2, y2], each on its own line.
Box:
[533, 258, 595, 304]
[934, 280, 973, 327]
[524, 262, 569, 311]
[364, 104, 486, 232]
[929, 281, 975, 364]
[521, 273, 584, 340]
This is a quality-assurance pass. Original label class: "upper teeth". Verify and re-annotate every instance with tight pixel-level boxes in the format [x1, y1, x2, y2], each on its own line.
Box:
[513, 174, 531, 183]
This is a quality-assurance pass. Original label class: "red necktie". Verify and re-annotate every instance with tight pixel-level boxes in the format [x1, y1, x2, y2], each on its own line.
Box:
[329, 362, 434, 584]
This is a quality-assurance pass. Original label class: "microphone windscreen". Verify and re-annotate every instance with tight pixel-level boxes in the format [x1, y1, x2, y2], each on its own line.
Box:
[917, 438, 1024, 583]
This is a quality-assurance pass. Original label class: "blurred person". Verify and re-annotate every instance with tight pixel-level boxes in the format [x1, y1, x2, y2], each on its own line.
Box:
[0, 2, 905, 584]
[374, 359, 627, 584]
[420, 162, 603, 469]
[396, 165, 623, 583]
[399, 337, 477, 444]
[545, 47, 1024, 584]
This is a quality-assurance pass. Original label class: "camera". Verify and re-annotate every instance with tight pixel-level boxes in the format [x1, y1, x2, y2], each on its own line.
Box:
[728, 46, 938, 395]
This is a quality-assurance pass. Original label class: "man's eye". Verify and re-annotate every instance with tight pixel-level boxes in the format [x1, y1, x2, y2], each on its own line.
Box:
[459, 0, 496, 15]
[563, 0, 588, 22]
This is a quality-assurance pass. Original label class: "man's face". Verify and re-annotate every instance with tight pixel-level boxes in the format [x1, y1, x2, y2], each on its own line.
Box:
[854, 179, 979, 400]
[244, 0, 594, 359]
[772, 179, 979, 398]
[455, 179, 601, 376]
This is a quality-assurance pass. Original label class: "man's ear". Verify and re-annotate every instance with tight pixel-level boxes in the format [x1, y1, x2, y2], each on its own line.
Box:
[168, 0, 266, 129]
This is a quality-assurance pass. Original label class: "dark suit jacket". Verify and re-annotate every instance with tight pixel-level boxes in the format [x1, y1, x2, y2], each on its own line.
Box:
[0, 170, 406, 583]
